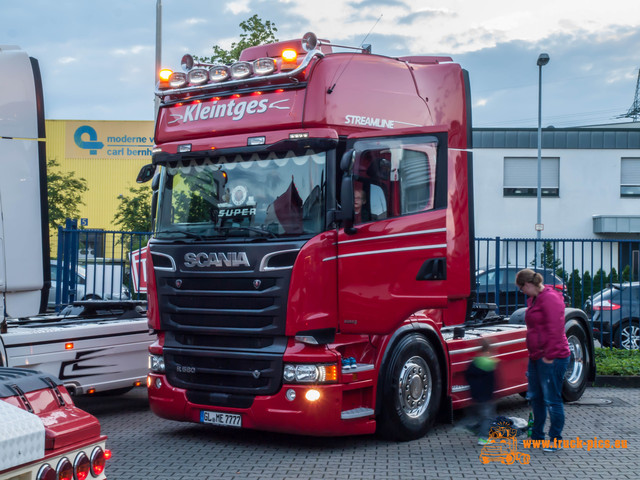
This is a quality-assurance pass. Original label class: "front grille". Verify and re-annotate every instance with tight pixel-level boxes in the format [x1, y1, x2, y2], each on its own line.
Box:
[164, 349, 283, 395]
[151, 241, 303, 400]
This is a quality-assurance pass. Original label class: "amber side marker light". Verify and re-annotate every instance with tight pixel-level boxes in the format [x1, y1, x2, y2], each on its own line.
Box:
[65, 342, 74, 350]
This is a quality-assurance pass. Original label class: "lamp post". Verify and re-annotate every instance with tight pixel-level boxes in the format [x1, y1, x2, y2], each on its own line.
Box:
[536, 53, 549, 252]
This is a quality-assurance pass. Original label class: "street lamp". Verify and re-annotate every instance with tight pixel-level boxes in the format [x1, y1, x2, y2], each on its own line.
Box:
[536, 53, 549, 250]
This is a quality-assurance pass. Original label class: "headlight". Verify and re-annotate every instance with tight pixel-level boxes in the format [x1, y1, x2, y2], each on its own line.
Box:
[149, 355, 165, 373]
[282, 363, 337, 384]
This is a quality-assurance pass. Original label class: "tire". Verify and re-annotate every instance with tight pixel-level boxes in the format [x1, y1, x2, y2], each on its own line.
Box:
[614, 320, 640, 350]
[562, 320, 590, 402]
[377, 334, 442, 441]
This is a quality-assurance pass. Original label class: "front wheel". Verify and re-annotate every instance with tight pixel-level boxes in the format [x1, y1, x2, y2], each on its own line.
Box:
[562, 320, 590, 402]
[377, 334, 442, 441]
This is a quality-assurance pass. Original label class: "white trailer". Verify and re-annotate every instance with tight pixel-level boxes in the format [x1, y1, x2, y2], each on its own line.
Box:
[0, 45, 153, 395]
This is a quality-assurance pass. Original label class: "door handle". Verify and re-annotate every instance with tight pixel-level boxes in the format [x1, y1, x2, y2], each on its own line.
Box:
[416, 257, 447, 281]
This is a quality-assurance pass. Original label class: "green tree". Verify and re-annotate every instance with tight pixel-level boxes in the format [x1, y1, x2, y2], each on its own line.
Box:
[194, 15, 278, 65]
[622, 265, 631, 282]
[609, 267, 619, 284]
[47, 158, 88, 233]
[566, 269, 582, 307]
[592, 268, 607, 294]
[113, 185, 152, 232]
[531, 241, 562, 273]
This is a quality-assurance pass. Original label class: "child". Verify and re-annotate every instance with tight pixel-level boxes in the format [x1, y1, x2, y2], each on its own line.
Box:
[464, 337, 498, 445]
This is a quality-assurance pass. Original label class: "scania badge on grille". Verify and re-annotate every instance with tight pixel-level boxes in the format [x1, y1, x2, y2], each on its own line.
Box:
[253, 279, 261, 289]
[175, 279, 183, 288]
[252, 370, 261, 379]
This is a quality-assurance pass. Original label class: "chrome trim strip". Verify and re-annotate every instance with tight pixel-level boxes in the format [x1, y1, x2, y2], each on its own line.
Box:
[337, 228, 446, 245]
[322, 243, 446, 262]
[152, 251, 177, 272]
[448, 337, 527, 356]
[259, 248, 300, 272]
[156, 49, 325, 100]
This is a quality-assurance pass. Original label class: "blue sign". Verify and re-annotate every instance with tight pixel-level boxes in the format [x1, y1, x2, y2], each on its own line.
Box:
[74, 125, 104, 155]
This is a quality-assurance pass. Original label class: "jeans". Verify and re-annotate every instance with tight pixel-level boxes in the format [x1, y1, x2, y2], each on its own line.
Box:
[527, 356, 570, 441]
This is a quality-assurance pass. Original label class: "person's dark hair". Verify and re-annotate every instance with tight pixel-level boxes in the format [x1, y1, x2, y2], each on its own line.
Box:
[515, 268, 543, 287]
[478, 337, 492, 352]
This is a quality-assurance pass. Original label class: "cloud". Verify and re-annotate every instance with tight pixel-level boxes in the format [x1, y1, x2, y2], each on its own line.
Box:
[58, 57, 77, 65]
[225, 1, 251, 15]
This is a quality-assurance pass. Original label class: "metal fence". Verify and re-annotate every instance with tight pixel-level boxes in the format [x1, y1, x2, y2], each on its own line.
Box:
[476, 237, 640, 350]
[52, 220, 151, 310]
[50, 228, 639, 349]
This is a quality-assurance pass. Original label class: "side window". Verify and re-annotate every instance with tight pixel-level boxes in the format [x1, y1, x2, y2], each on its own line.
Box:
[351, 135, 439, 223]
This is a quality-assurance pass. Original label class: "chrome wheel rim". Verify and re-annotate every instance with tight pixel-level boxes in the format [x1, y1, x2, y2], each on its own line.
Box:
[565, 335, 584, 386]
[397, 356, 432, 418]
[620, 324, 640, 350]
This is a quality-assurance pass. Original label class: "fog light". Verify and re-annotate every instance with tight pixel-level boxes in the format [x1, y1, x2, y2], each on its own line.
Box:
[286, 389, 296, 401]
[155, 377, 162, 389]
[305, 389, 320, 402]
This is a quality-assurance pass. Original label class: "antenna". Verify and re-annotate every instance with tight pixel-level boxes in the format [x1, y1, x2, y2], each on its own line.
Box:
[618, 68, 640, 122]
[327, 14, 383, 94]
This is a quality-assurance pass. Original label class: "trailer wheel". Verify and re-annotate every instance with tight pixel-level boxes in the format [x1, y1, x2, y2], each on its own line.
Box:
[562, 320, 590, 402]
[377, 334, 442, 441]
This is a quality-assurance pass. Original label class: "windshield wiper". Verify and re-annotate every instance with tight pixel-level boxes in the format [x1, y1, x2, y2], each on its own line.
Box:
[221, 226, 278, 239]
[155, 229, 205, 241]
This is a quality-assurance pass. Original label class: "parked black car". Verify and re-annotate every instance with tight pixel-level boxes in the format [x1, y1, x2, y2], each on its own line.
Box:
[585, 282, 640, 350]
[475, 266, 569, 316]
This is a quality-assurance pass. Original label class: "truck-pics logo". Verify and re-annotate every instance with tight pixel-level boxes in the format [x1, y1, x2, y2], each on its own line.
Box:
[168, 98, 290, 125]
[184, 252, 251, 268]
[479, 421, 530, 465]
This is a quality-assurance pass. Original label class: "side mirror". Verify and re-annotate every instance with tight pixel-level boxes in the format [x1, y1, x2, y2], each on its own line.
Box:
[338, 175, 356, 234]
[137, 164, 155, 183]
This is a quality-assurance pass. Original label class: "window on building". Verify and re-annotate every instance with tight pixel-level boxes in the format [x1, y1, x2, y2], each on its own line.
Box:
[503, 157, 559, 197]
[621, 158, 640, 197]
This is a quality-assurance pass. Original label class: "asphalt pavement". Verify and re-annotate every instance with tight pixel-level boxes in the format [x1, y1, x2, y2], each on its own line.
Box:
[74, 386, 640, 480]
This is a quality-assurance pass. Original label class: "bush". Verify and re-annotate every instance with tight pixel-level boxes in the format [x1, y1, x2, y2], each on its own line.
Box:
[594, 348, 640, 376]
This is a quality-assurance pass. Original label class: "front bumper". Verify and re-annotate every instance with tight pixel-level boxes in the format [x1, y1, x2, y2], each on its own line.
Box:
[147, 373, 376, 436]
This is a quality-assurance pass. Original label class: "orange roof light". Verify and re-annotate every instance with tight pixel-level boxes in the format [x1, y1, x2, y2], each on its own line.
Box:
[282, 49, 297, 62]
[159, 69, 173, 81]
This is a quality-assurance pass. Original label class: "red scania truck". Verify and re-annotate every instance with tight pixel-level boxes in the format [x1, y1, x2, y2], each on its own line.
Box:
[141, 33, 595, 440]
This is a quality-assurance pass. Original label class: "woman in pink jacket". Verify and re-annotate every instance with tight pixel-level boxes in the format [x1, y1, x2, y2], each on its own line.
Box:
[516, 268, 571, 452]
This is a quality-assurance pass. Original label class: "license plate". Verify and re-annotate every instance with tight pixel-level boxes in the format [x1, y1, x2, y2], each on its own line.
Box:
[200, 410, 242, 428]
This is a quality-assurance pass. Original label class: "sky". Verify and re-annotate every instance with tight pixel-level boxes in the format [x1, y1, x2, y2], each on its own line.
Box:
[2, 0, 640, 128]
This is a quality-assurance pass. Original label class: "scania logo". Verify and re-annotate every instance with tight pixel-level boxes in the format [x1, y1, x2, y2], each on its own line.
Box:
[184, 252, 250, 268]
[253, 279, 261, 290]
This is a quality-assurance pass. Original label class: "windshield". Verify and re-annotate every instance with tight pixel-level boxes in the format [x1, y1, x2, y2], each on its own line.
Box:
[155, 150, 326, 239]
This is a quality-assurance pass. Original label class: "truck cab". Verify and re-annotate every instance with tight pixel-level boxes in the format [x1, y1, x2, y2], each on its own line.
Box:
[142, 33, 593, 440]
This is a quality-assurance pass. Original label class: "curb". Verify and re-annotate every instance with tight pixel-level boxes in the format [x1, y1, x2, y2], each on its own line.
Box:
[592, 375, 640, 388]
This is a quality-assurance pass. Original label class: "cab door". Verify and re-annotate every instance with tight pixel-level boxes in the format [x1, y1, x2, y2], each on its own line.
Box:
[336, 130, 453, 334]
